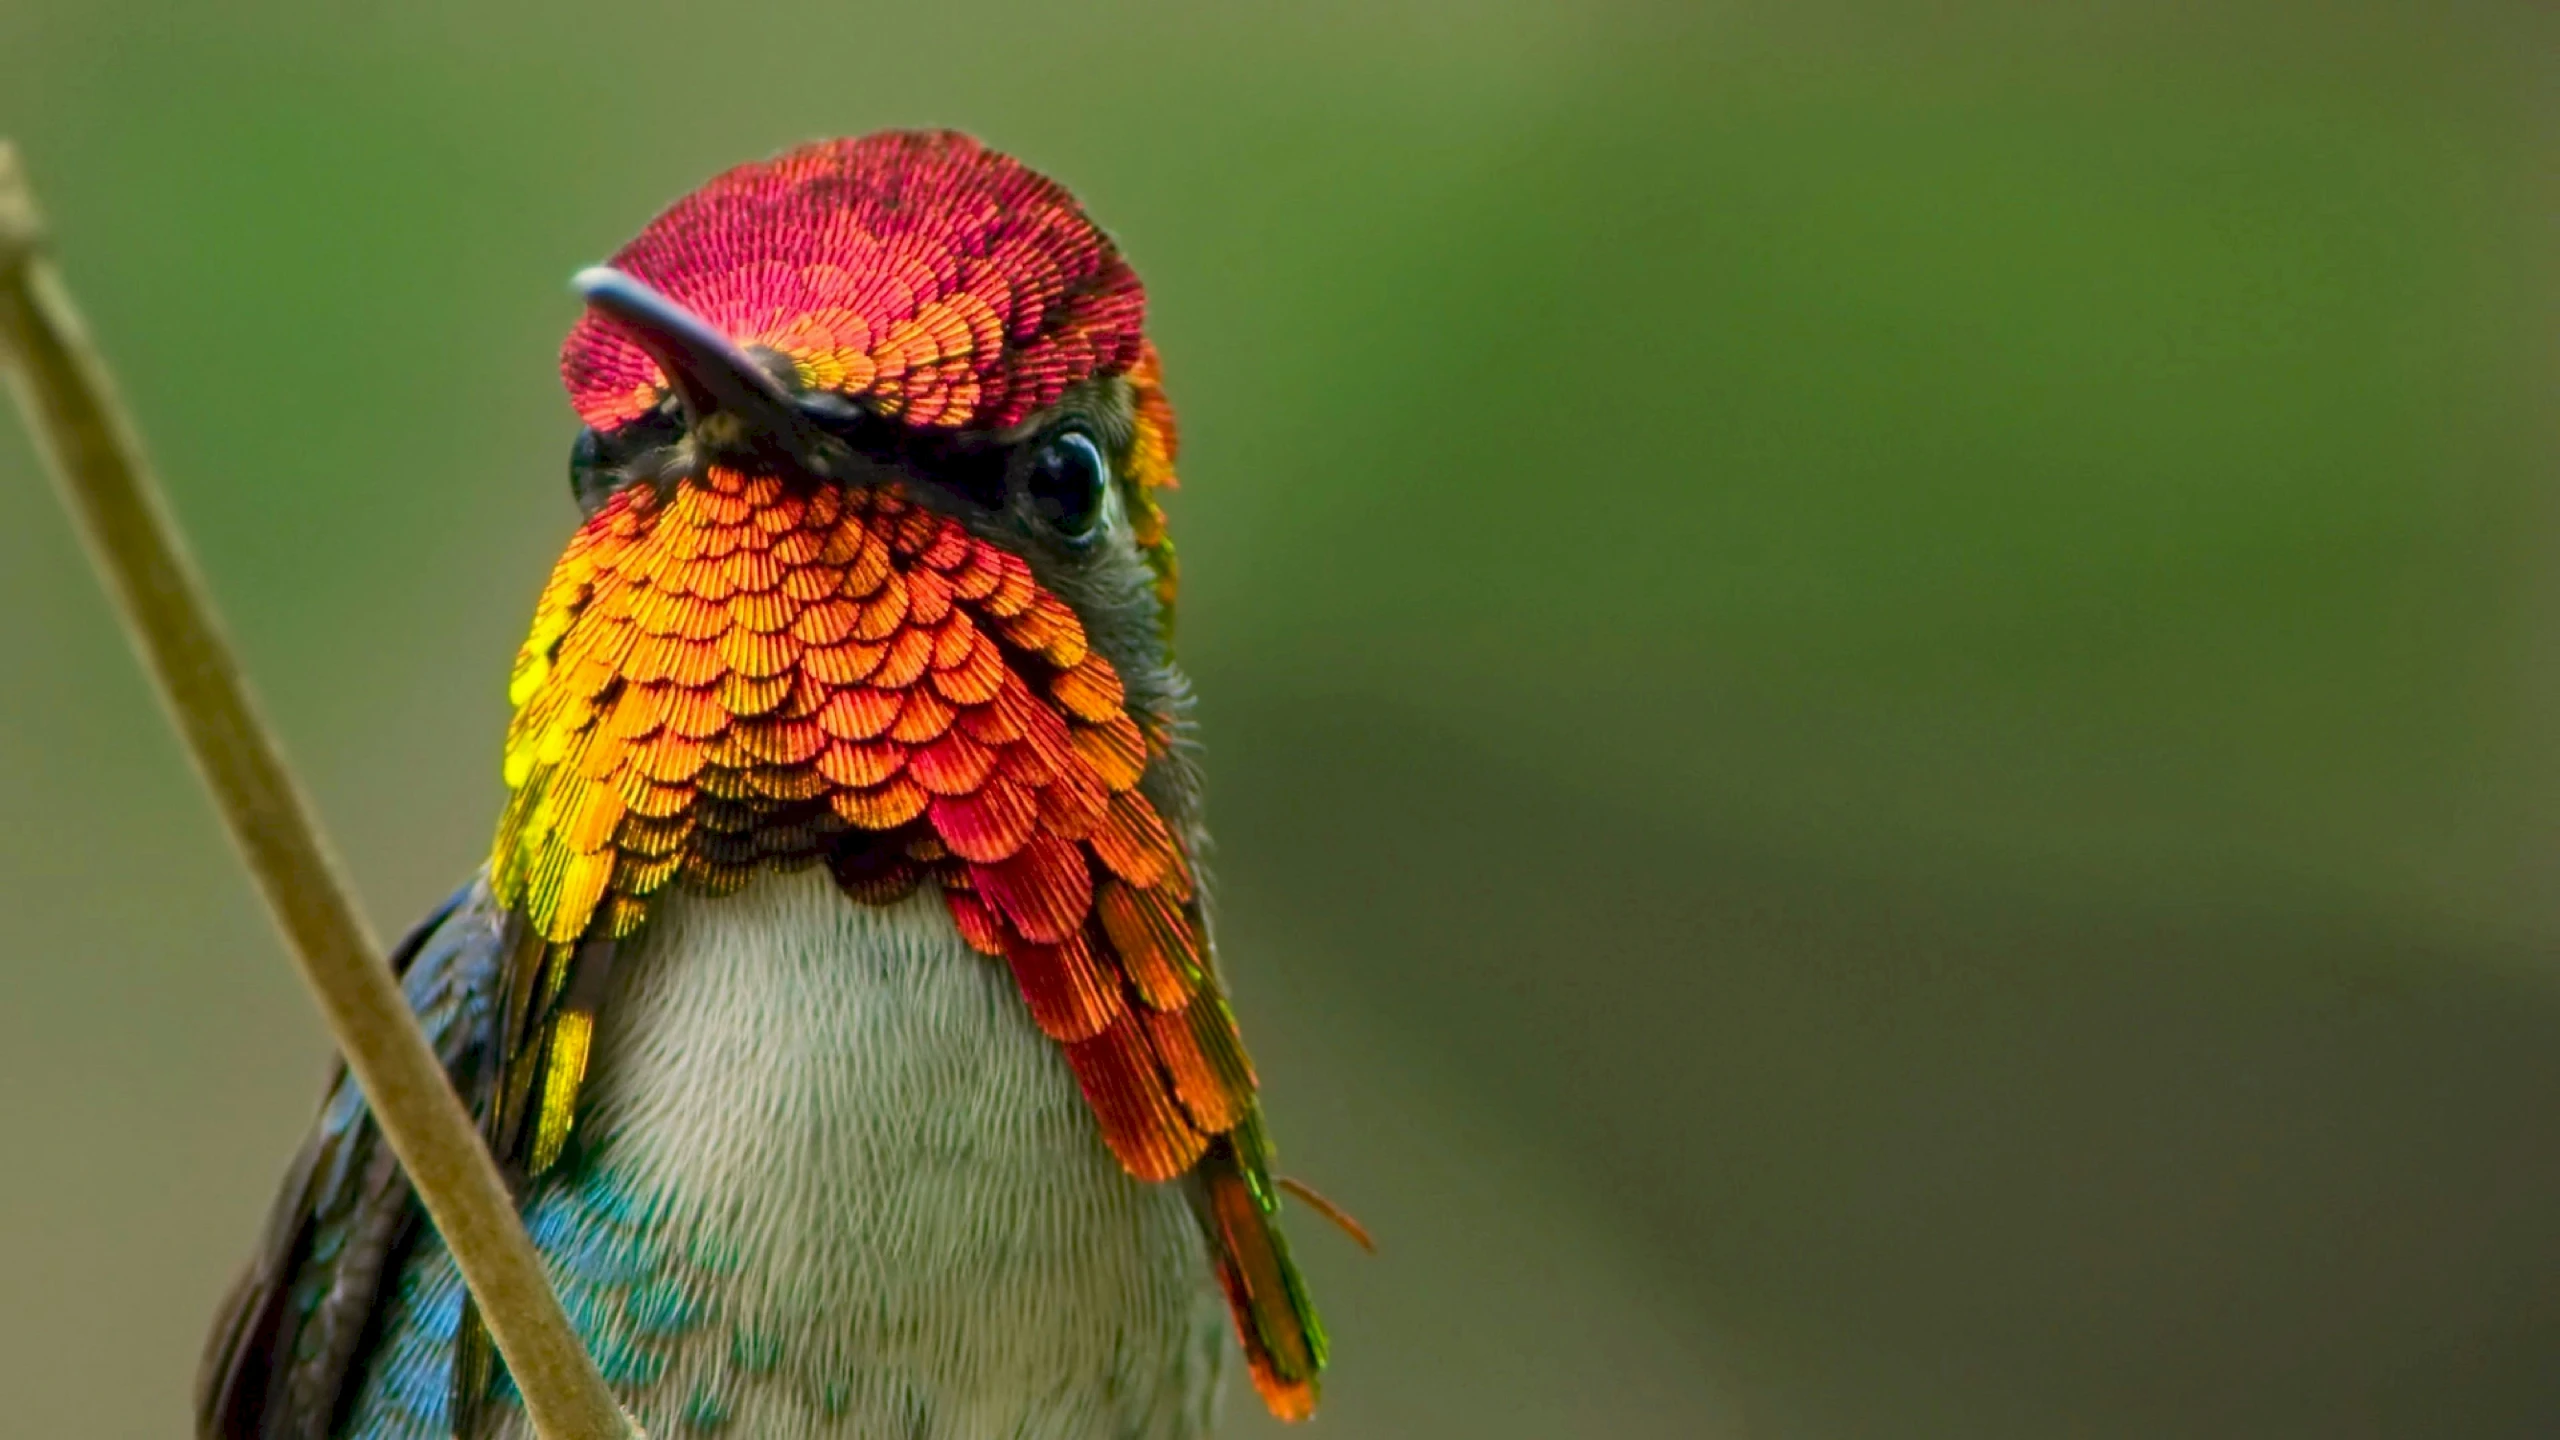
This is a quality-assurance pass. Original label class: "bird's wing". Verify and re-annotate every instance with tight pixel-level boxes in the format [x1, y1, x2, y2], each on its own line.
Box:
[196, 876, 530, 1440]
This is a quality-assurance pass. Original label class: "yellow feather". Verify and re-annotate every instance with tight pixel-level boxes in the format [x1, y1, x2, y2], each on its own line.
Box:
[530, 1010, 593, 1174]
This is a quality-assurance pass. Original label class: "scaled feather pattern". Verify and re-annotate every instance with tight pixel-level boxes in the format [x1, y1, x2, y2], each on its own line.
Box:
[493, 470, 1250, 1189]
[559, 130, 1142, 435]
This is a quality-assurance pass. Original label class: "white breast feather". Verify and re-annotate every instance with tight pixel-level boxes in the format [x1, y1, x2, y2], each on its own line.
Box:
[564, 866, 1226, 1439]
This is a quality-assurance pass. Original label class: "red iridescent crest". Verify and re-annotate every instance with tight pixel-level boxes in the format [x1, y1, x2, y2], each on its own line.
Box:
[560, 131, 1146, 434]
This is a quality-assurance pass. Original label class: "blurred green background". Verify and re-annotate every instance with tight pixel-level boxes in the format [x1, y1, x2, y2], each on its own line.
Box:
[5, 2, 2558, 1435]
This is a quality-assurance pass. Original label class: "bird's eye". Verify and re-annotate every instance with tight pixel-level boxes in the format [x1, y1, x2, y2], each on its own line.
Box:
[570, 405, 683, 516]
[568, 428, 617, 517]
[1022, 429, 1110, 543]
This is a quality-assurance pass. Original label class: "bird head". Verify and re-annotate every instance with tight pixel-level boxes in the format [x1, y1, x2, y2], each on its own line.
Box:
[497, 130, 1200, 946]
[558, 130, 1181, 612]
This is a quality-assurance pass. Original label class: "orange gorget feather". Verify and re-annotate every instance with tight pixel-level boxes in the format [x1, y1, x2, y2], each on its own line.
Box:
[492, 464, 1251, 1181]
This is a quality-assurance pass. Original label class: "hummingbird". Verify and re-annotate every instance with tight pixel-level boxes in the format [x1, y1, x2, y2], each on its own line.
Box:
[196, 130, 1328, 1440]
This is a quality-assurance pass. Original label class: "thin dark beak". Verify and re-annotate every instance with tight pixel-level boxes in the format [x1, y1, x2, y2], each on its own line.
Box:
[573, 265, 800, 440]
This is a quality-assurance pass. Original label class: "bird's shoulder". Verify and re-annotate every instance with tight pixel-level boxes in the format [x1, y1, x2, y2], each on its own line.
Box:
[196, 877, 518, 1440]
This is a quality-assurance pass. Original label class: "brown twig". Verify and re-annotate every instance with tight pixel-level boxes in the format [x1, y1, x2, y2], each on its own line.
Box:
[0, 140, 637, 1440]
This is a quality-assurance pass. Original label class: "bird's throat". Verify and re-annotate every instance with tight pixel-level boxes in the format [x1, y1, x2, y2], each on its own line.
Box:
[492, 464, 1139, 948]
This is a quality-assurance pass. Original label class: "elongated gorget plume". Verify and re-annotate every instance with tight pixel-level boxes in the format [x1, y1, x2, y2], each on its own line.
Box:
[198, 130, 1327, 1440]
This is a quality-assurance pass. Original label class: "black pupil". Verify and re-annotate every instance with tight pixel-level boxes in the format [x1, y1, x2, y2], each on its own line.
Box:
[1025, 433, 1106, 536]
[569, 405, 682, 515]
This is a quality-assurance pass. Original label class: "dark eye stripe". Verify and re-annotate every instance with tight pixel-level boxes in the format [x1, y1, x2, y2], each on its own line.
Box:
[797, 395, 1010, 510]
